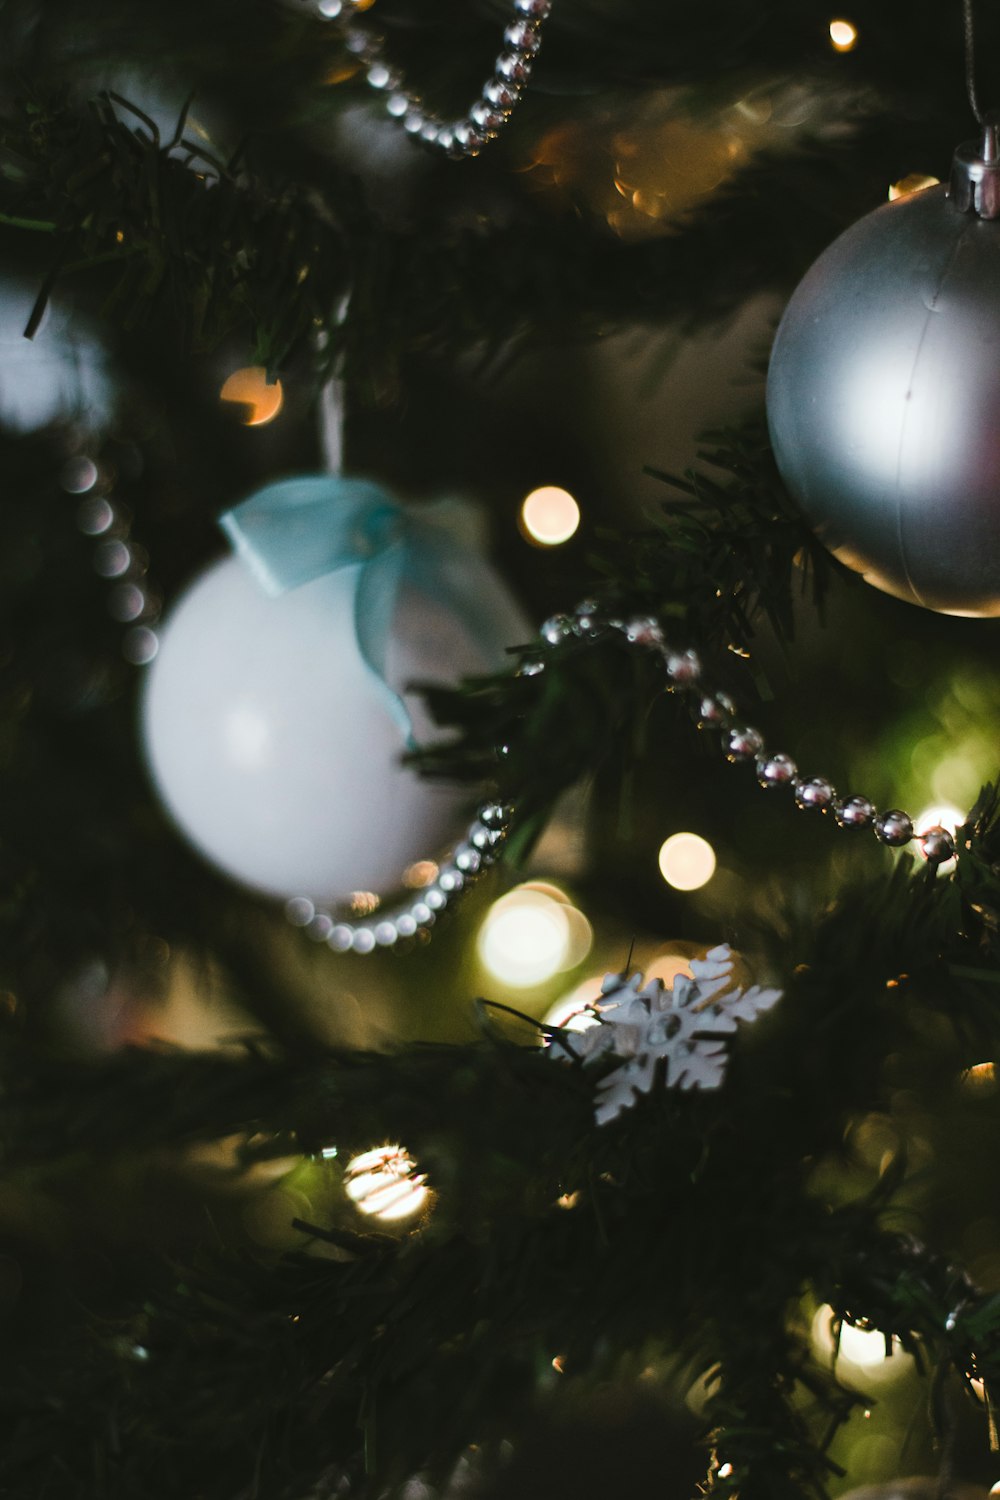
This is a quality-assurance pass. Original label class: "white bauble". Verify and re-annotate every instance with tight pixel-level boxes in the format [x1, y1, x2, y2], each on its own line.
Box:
[141, 546, 525, 904]
[0, 279, 115, 435]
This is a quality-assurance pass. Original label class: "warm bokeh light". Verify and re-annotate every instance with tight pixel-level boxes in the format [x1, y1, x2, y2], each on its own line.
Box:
[544, 986, 601, 1033]
[658, 832, 717, 891]
[478, 883, 592, 988]
[888, 173, 940, 202]
[219, 366, 284, 426]
[519, 486, 581, 547]
[828, 18, 858, 51]
[403, 859, 439, 889]
[962, 1061, 998, 1093]
[348, 890, 380, 916]
[915, 802, 963, 871]
[344, 1145, 429, 1222]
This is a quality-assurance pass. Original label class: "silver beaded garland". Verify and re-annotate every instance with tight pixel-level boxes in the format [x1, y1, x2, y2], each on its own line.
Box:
[320, 0, 553, 158]
[541, 607, 962, 873]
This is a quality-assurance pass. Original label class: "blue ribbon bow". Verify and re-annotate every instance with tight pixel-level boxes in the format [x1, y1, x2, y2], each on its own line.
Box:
[220, 475, 516, 745]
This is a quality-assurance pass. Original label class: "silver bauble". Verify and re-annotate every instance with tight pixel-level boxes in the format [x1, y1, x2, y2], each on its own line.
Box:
[838, 1478, 987, 1500]
[767, 129, 1000, 616]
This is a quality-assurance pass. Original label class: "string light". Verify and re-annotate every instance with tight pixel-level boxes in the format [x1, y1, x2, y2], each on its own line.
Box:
[810, 1305, 913, 1384]
[520, 486, 581, 547]
[828, 18, 858, 51]
[219, 366, 284, 426]
[478, 883, 592, 988]
[658, 832, 717, 891]
[343, 1145, 429, 1221]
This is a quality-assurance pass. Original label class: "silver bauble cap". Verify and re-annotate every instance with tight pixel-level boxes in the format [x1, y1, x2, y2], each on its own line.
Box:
[949, 113, 1000, 218]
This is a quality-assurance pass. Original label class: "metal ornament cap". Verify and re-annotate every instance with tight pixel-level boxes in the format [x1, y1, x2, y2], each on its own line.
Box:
[767, 161, 1000, 616]
[950, 115, 1000, 219]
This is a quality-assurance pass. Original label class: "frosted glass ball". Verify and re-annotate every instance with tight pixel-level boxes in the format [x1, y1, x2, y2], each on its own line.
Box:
[0, 279, 114, 434]
[142, 553, 525, 904]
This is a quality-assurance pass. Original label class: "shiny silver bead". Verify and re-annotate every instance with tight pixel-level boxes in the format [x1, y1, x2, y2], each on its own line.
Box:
[514, 0, 551, 15]
[794, 776, 835, 812]
[77, 497, 115, 535]
[366, 61, 401, 91]
[435, 125, 457, 154]
[495, 51, 534, 86]
[327, 924, 355, 953]
[834, 795, 876, 830]
[469, 99, 506, 135]
[454, 844, 482, 875]
[374, 921, 399, 947]
[624, 616, 663, 647]
[307, 913, 335, 942]
[403, 110, 426, 136]
[874, 809, 914, 848]
[385, 92, 410, 119]
[540, 613, 574, 645]
[395, 912, 418, 939]
[483, 78, 521, 112]
[469, 823, 492, 851]
[344, 26, 380, 59]
[419, 120, 441, 145]
[410, 901, 434, 926]
[665, 649, 701, 688]
[517, 658, 545, 677]
[479, 802, 508, 830]
[724, 725, 765, 763]
[285, 897, 315, 928]
[504, 19, 543, 53]
[94, 540, 132, 578]
[919, 825, 956, 864]
[438, 866, 466, 893]
[351, 927, 377, 955]
[697, 692, 736, 728]
[453, 121, 485, 156]
[425, 887, 448, 912]
[757, 752, 797, 789]
[123, 627, 159, 665]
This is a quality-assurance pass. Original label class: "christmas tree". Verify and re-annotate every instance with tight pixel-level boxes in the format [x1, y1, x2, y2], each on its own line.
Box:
[4, 2, 1000, 1497]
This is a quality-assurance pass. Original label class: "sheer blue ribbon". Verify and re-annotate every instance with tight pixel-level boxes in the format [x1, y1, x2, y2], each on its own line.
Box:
[220, 475, 512, 746]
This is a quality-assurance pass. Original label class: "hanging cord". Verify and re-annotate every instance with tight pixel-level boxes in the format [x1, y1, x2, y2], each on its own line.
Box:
[965, 0, 985, 123]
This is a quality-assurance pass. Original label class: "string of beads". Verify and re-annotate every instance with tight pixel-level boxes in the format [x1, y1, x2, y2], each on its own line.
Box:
[316, 0, 553, 158]
[529, 603, 958, 866]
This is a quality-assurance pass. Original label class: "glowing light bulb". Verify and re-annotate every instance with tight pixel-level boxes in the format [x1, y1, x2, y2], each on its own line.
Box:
[220, 366, 284, 426]
[479, 884, 592, 988]
[520, 486, 581, 547]
[829, 18, 858, 51]
[888, 173, 940, 202]
[658, 832, 717, 891]
[344, 1145, 429, 1222]
[810, 1305, 912, 1384]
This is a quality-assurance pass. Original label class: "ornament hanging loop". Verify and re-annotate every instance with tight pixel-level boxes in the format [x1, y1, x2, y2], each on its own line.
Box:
[964, 0, 985, 123]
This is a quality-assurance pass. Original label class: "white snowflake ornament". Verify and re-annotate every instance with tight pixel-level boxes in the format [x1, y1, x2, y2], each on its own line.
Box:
[547, 945, 782, 1125]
